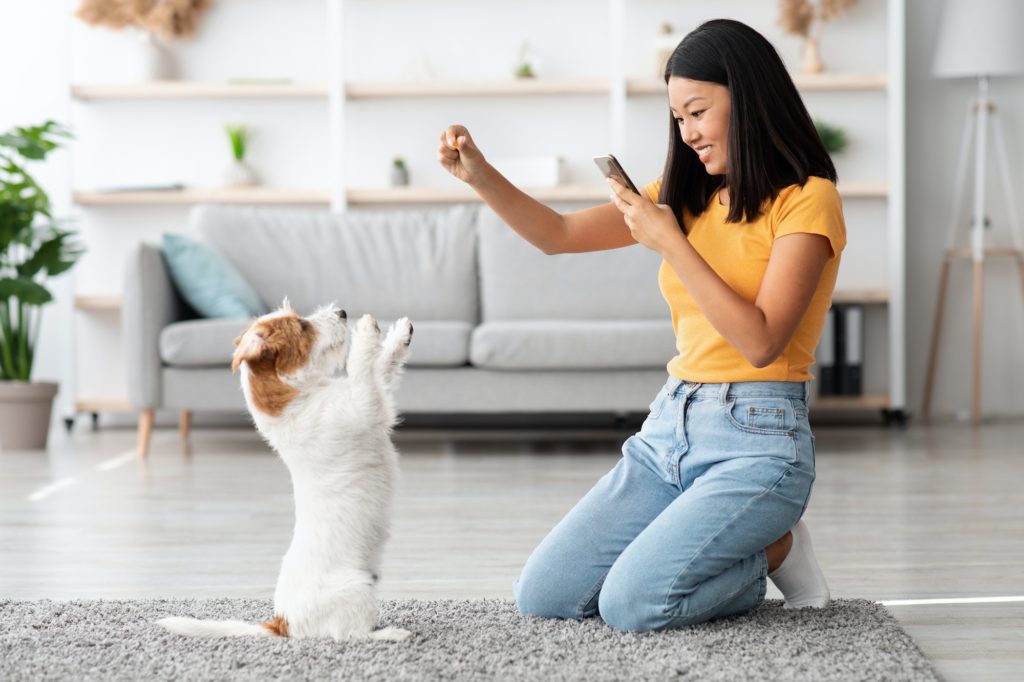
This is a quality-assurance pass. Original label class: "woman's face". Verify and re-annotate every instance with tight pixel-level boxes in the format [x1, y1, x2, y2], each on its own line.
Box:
[668, 77, 731, 176]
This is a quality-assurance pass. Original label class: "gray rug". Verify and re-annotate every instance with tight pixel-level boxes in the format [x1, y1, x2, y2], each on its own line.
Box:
[1, 598, 937, 681]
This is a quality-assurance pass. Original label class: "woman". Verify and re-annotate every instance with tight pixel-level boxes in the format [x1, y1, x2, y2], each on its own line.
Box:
[437, 18, 841, 632]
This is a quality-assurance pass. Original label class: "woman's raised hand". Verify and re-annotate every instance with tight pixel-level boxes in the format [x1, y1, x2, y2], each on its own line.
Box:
[437, 124, 488, 186]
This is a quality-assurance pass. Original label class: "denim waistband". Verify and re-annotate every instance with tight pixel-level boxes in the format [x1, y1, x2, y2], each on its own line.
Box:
[663, 377, 809, 401]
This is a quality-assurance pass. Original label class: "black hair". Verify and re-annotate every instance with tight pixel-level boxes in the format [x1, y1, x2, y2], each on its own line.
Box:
[660, 18, 837, 227]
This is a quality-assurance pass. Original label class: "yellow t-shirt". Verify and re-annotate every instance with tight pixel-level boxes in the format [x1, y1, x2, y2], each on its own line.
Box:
[644, 176, 846, 383]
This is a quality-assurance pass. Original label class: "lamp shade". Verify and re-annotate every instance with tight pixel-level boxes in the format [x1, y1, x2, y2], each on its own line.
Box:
[933, 0, 1024, 78]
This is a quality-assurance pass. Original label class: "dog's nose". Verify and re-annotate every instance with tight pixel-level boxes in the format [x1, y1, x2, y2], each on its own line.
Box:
[337, 309, 347, 320]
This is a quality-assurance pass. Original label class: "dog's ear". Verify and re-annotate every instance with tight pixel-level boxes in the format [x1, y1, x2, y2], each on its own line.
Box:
[280, 297, 293, 312]
[232, 326, 270, 373]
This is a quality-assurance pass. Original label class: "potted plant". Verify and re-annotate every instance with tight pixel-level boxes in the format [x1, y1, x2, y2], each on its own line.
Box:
[222, 123, 259, 187]
[814, 120, 849, 155]
[0, 121, 84, 450]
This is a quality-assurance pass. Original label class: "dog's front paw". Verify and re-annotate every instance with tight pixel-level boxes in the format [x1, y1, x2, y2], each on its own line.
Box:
[392, 317, 413, 347]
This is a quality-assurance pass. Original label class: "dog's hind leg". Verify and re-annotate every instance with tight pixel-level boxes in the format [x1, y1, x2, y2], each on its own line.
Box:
[377, 317, 413, 392]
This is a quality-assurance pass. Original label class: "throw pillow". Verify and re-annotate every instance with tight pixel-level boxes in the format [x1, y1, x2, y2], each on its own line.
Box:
[161, 232, 266, 318]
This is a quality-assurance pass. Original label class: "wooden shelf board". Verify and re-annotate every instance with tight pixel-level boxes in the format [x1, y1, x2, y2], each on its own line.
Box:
[346, 79, 609, 99]
[74, 188, 330, 206]
[347, 185, 609, 204]
[72, 81, 327, 100]
[75, 397, 133, 413]
[74, 295, 122, 311]
[832, 288, 890, 304]
[628, 73, 888, 95]
[812, 394, 891, 410]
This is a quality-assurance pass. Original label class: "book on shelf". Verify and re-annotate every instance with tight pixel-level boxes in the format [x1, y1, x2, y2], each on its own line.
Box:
[815, 304, 864, 396]
[94, 183, 185, 193]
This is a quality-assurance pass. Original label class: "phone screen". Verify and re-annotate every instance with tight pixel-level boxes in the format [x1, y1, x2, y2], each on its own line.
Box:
[592, 155, 640, 194]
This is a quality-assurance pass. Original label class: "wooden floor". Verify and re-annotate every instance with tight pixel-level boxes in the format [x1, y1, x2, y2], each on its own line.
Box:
[3, 421, 1023, 681]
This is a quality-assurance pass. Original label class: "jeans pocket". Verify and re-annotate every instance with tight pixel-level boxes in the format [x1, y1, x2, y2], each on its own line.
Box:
[724, 397, 796, 437]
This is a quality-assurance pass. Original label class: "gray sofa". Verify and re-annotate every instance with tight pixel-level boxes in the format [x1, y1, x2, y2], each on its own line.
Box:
[124, 203, 676, 456]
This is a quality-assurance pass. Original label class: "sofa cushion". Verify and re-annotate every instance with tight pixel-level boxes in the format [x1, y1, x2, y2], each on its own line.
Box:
[160, 318, 472, 368]
[476, 206, 667, 321]
[189, 204, 479, 323]
[160, 233, 266, 318]
[469, 320, 676, 370]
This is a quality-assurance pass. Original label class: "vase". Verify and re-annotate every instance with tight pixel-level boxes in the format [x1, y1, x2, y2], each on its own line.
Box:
[135, 30, 177, 82]
[801, 36, 825, 75]
[0, 381, 58, 450]
[223, 160, 259, 187]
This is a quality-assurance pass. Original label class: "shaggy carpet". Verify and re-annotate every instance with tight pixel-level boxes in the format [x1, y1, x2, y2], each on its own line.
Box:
[1, 598, 937, 681]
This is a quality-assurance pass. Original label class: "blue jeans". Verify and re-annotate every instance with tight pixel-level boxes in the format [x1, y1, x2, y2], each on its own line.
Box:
[514, 377, 816, 632]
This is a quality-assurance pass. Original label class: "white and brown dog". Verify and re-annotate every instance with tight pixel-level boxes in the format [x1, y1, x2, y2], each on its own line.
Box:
[158, 301, 413, 642]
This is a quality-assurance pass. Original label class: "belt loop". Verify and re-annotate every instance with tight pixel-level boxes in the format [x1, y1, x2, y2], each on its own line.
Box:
[719, 382, 731, 405]
[803, 381, 810, 401]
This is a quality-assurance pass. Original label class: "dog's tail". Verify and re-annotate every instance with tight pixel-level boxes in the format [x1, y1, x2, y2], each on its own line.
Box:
[157, 614, 289, 639]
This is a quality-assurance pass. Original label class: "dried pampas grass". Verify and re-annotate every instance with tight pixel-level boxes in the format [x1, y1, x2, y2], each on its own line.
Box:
[75, 0, 212, 41]
[778, 0, 857, 37]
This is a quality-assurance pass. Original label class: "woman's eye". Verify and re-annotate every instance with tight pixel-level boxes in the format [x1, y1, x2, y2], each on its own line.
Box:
[690, 110, 704, 118]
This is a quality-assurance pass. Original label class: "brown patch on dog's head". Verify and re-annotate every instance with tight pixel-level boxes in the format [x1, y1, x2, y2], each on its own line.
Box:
[261, 614, 290, 637]
[232, 308, 318, 416]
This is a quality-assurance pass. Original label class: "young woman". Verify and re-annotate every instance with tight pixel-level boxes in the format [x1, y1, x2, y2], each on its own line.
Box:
[437, 18, 842, 632]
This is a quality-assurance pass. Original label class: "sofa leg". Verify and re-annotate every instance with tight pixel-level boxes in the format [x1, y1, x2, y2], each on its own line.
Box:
[137, 409, 155, 458]
[179, 410, 192, 449]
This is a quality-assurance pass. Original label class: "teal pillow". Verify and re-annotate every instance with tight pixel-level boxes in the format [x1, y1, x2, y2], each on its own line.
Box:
[161, 233, 265, 318]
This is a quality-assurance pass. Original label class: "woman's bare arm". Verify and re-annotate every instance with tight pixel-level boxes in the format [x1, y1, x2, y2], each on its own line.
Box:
[438, 125, 636, 254]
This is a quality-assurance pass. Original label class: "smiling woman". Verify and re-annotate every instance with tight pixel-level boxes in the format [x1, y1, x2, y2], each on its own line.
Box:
[437, 18, 845, 635]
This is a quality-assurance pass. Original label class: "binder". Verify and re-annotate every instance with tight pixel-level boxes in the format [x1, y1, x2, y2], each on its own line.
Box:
[840, 305, 863, 395]
[817, 307, 837, 395]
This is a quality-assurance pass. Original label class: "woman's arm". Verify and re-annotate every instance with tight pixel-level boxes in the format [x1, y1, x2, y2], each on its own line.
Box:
[438, 125, 636, 254]
[608, 178, 831, 368]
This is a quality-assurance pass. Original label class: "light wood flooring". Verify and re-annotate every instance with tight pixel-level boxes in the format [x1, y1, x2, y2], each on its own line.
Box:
[2, 421, 1023, 681]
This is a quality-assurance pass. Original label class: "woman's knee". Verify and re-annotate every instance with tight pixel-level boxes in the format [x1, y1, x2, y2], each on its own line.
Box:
[514, 565, 595, 620]
[597, 571, 668, 632]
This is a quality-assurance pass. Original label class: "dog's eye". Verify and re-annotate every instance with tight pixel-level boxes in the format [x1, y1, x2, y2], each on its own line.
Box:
[299, 319, 312, 331]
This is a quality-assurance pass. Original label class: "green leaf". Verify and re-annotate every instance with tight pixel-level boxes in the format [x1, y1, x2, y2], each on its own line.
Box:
[0, 277, 52, 306]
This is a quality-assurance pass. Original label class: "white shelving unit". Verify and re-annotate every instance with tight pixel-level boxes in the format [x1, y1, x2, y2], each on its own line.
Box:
[69, 0, 906, 421]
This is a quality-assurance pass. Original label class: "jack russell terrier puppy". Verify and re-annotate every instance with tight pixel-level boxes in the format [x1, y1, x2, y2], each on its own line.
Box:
[158, 301, 413, 642]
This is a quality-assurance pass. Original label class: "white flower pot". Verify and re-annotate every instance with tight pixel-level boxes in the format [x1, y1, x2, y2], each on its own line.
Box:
[134, 30, 177, 82]
[223, 160, 259, 187]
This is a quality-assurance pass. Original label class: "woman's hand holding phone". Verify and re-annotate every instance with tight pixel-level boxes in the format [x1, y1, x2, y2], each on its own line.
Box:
[607, 175, 686, 256]
[437, 125, 490, 186]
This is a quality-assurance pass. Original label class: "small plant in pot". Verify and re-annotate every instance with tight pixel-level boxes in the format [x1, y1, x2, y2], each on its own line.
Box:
[0, 121, 84, 450]
[222, 123, 259, 187]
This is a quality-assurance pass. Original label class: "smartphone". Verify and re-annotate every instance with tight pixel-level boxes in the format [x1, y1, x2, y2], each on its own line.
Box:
[593, 154, 640, 194]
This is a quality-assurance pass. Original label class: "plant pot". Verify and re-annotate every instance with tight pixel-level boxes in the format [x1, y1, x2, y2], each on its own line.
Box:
[135, 30, 177, 82]
[0, 381, 58, 451]
[223, 160, 259, 187]
[801, 36, 825, 75]
[390, 164, 409, 187]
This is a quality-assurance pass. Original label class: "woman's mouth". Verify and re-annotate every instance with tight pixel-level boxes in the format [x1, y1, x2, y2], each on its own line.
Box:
[696, 145, 713, 162]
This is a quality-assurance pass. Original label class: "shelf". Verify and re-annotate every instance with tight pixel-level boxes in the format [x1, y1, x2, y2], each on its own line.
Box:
[74, 295, 122, 311]
[73, 182, 885, 206]
[347, 185, 611, 204]
[812, 394, 891, 410]
[346, 79, 609, 99]
[71, 81, 327, 100]
[74, 187, 330, 206]
[76, 397, 133, 413]
[832, 289, 889, 304]
[628, 72, 888, 96]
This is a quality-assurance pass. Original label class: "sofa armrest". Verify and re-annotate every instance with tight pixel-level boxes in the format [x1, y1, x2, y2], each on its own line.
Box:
[122, 243, 191, 410]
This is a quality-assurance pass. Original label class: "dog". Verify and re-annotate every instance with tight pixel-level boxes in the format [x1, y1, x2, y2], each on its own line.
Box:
[157, 301, 413, 642]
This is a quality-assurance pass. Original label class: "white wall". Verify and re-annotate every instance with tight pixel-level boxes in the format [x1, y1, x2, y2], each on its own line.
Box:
[1, 0, 1021, 422]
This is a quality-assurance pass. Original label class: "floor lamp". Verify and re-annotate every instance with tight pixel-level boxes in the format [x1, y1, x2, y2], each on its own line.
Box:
[922, 0, 1024, 425]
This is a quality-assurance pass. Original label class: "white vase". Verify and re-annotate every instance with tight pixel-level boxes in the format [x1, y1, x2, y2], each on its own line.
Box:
[801, 36, 825, 75]
[135, 30, 177, 82]
[223, 160, 259, 187]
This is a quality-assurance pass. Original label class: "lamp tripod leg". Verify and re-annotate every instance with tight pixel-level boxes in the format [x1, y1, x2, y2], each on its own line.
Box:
[922, 254, 952, 422]
[972, 259, 984, 426]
